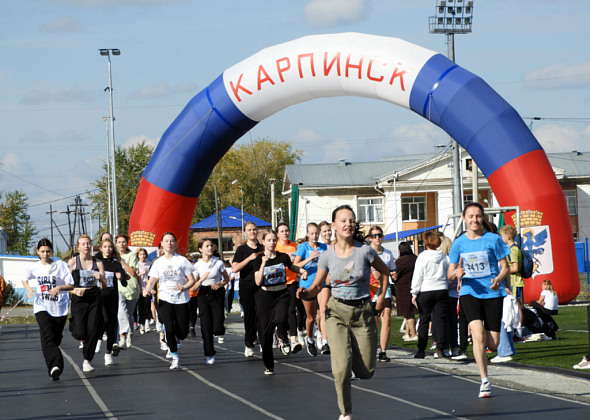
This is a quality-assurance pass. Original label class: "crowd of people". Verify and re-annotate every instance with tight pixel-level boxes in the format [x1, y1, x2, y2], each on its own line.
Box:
[18, 201, 590, 420]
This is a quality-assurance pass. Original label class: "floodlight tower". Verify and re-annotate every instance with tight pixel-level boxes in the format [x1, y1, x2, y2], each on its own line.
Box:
[429, 1, 474, 218]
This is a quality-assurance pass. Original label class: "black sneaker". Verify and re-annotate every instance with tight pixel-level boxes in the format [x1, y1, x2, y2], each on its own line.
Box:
[50, 366, 61, 381]
[321, 343, 331, 355]
[414, 350, 425, 359]
[307, 340, 317, 357]
[279, 339, 291, 356]
[112, 343, 120, 357]
[378, 351, 390, 362]
[190, 327, 196, 337]
[452, 351, 468, 361]
[264, 368, 274, 375]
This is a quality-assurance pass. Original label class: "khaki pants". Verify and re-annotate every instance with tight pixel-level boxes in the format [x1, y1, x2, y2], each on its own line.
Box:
[325, 297, 377, 415]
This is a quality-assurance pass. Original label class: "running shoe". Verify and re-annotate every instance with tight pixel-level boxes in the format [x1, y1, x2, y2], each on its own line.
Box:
[134, 322, 139, 331]
[145, 320, 151, 333]
[378, 351, 390, 362]
[434, 350, 447, 359]
[452, 351, 468, 361]
[104, 353, 114, 365]
[291, 341, 303, 354]
[402, 334, 410, 341]
[95, 340, 101, 354]
[405, 335, 419, 342]
[149, 319, 155, 325]
[428, 329, 432, 337]
[50, 366, 61, 381]
[190, 327, 196, 337]
[160, 341, 169, 351]
[119, 337, 128, 350]
[264, 368, 274, 375]
[126, 335, 133, 349]
[170, 355, 180, 370]
[102, 332, 108, 341]
[166, 349, 172, 359]
[139, 325, 145, 334]
[573, 357, 590, 370]
[307, 340, 317, 357]
[478, 382, 492, 398]
[338, 414, 352, 420]
[297, 332, 306, 346]
[218, 335, 225, 344]
[490, 355, 512, 363]
[272, 335, 278, 349]
[82, 361, 94, 372]
[321, 343, 331, 355]
[245, 346, 254, 357]
[156, 320, 162, 332]
[206, 356, 215, 365]
[279, 338, 291, 356]
[429, 341, 437, 350]
[112, 343, 120, 357]
[79, 341, 84, 349]
[414, 350, 425, 359]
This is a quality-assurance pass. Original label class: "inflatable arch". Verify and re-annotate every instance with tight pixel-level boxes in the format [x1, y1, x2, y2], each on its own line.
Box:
[129, 33, 579, 303]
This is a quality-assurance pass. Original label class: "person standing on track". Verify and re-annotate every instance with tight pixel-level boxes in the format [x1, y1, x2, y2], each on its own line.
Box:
[232, 222, 264, 357]
[115, 234, 141, 350]
[22, 239, 75, 381]
[298, 205, 390, 420]
[254, 230, 308, 375]
[448, 202, 510, 398]
[68, 235, 106, 372]
[145, 232, 197, 370]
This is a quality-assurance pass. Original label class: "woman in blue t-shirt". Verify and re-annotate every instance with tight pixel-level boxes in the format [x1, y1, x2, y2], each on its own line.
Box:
[448, 202, 510, 399]
[294, 222, 328, 356]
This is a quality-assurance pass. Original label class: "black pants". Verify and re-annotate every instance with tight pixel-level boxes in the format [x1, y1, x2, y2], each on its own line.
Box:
[239, 281, 259, 348]
[416, 289, 448, 352]
[226, 280, 235, 314]
[287, 282, 305, 337]
[69, 288, 103, 362]
[198, 286, 226, 356]
[189, 296, 199, 328]
[458, 299, 469, 353]
[138, 295, 152, 325]
[36, 311, 67, 376]
[445, 296, 458, 350]
[99, 290, 118, 353]
[158, 300, 189, 353]
[255, 288, 290, 370]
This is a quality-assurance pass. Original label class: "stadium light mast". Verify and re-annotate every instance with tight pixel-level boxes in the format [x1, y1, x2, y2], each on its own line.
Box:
[429, 1, 474, 220]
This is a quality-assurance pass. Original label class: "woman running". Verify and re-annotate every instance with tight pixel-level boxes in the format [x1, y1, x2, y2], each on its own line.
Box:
[367, 225, 396, 362]
[448, 202, 510, 398]
[136, 248, 153, 333]
[22, 239, 75, 381]
[254, 230, 308, 374]
[316, 221, 333, 352]
[115, 234, 140, 349]
[232, 222, 264, 357]
[294, 222, 327, 356]
[145, 232, 197, 369]
[96, 239, 129, 365]
[68, 235, 106, 372]
[192, 239, 228, 365]
[298, 205, 390, 420]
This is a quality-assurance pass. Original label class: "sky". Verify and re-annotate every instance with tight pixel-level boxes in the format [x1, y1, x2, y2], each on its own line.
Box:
[1, 0, 589, 252]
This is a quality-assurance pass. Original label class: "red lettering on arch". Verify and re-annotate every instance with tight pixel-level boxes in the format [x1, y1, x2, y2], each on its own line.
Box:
[257, 65, 275, 91]
[389, 63, 414, 91]
[276, 57, 291, 83]
[345, 54, 364, 79]
[324, 52, 341, 76]
[229, 74, 253, 102]
[367, 58, 385, 82]
[298, 53, 316, 78]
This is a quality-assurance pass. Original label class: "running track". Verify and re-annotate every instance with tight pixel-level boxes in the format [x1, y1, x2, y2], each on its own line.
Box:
[1, 315, 589, 420]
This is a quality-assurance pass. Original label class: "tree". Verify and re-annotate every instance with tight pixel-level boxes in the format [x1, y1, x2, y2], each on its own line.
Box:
[0, 190, 37, 255]
[194, 138, 302, 224]
[88, 141, 154, 237]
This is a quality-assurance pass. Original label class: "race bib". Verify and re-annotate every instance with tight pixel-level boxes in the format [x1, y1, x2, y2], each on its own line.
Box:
[263, 264, 286, 286]
[105, 271, 115, 288]
[461, 251, 491, 278]
[80, 270, 97, 287]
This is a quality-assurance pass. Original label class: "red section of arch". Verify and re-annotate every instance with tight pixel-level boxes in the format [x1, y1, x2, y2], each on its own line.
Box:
[488, 149, 579, 303]
[128, 178, 199, 254]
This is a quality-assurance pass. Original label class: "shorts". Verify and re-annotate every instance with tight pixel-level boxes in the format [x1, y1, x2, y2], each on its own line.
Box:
[459, 294, 503, 332]
[512, 286, 524, 301]
[371, 298, 392, 316]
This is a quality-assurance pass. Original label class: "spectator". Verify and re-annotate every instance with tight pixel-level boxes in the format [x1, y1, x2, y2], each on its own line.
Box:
[393, 242, 418, 341]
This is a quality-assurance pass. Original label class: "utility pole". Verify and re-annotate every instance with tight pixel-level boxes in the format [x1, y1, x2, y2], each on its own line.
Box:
[270, 179, 276, 230]
[46, 204, 56, 245]
[214, 186, 224, 260]
[61, 206, 74, 255]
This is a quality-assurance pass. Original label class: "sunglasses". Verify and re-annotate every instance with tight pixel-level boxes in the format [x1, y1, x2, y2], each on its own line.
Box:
[371, 233, 384, 238]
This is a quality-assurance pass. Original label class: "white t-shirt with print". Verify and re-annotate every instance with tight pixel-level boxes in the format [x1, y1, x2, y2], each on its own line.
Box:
[541, 290, 558, 311]
[148, 255, 194, 304]
[193, 259, 225, 287]
[23, 260, 74, 317]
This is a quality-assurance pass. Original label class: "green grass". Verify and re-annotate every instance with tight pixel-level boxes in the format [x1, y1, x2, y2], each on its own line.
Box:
[388, 306, 590, 371]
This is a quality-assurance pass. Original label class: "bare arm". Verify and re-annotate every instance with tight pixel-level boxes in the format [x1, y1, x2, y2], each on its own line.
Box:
[297, 267, 326, 300]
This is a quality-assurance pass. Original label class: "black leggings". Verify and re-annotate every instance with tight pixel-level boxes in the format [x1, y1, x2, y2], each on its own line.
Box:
[99, 290, 118, 353]
[69, 288, 103, 362]
[198, 286, 226, 356]
[36, 311, 67, 376]
[189, 296, 199, 328]
[158, 300, 189, 353]
[138, 295, 152, 324]
[239, 281, 259, 348]
[287, 282, 305, 337]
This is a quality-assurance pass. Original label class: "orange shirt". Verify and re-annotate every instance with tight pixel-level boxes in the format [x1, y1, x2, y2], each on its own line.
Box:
[276, 240, 298, 284]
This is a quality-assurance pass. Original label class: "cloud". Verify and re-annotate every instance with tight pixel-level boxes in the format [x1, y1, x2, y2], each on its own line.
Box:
[121, 134, 160, 149]
[20, 131, 52, 144]
[533, 124, 590, 153]
[20, 87, 100, 104]
[289, 127, 326, 145]
[523, 59, 590, 90]
[40, 17, 84, 33]
[59, 129, 90, 143]
[129, 81, 198, 100]
[304, 0, 369, 28]
[44, 0, 187, 9]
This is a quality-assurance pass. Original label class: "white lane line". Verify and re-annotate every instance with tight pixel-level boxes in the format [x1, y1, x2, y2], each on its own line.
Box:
[133, 345, 285, 420]
[61, 350, 118, 420]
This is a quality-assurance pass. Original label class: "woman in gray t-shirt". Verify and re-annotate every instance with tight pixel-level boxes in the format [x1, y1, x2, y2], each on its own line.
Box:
[298, 205, 390, 419]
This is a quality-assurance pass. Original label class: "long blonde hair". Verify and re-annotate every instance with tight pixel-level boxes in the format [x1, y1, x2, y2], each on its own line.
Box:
[542, 279, 557, 295]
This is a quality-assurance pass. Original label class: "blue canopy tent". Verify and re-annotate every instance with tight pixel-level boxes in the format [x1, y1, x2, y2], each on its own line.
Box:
[383, 225, 443, 242]
[190, 206, 271, 230]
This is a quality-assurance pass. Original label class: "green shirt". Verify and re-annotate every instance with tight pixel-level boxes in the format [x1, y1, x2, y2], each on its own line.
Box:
[118, 251, 140, 300]
[508, 245, 524, 287]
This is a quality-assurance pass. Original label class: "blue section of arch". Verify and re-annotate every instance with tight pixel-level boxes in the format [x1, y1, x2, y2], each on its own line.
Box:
[409, 54, 542, 177]
[143, 74, 257, 198]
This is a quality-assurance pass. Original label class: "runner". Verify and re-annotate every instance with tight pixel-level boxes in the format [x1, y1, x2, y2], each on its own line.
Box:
[136, 248, 153, 334]
[298, 205, 390, 420]
[95, 239, 128, 365]
[294, 222, 327, 356]
[22, 239, 75, 381]
[115, 234, 141, 350]
[448, 202, 510, 398]
[192, 239, 228, 365]
[254, 230, 308, 374]
[68, 234, 106, 372]
[232, 222, 264, 357]
[145, 232, 197, 369]
[316, 221, 333, 352]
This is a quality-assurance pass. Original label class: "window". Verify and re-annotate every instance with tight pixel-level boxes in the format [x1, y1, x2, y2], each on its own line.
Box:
[358, 198, 383, 223]
[564, 190, 576, 215]
[402, 196, 426, 222]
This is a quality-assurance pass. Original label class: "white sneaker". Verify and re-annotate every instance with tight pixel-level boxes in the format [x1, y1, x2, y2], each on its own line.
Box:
[82, 361, 94, 372]
[166, 349, 172, 359]
[102, 332, 108, 341]
[105, 353, 114, 365]
[160, 342, 169, 351]
[79, 341, 84, 349]
[206, 356, 215, 365]
[156, 320, 162, 332]
[170, 355, 180, 369]
[149, 319, 155, 325]
[218, 336, 225, 344]
[95, 340, 101, 354]
[490, 355, 513, 364]
[245, 347, 254, 357]
[338, 414, 353, 420]
[119, 337, 128, 350]
[126, 335, 132, 348]
[139, 325, 145, 334]
[298, 332, 306, 346]
[573, 357, 590, 370]
[144, 320, 151, 333]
